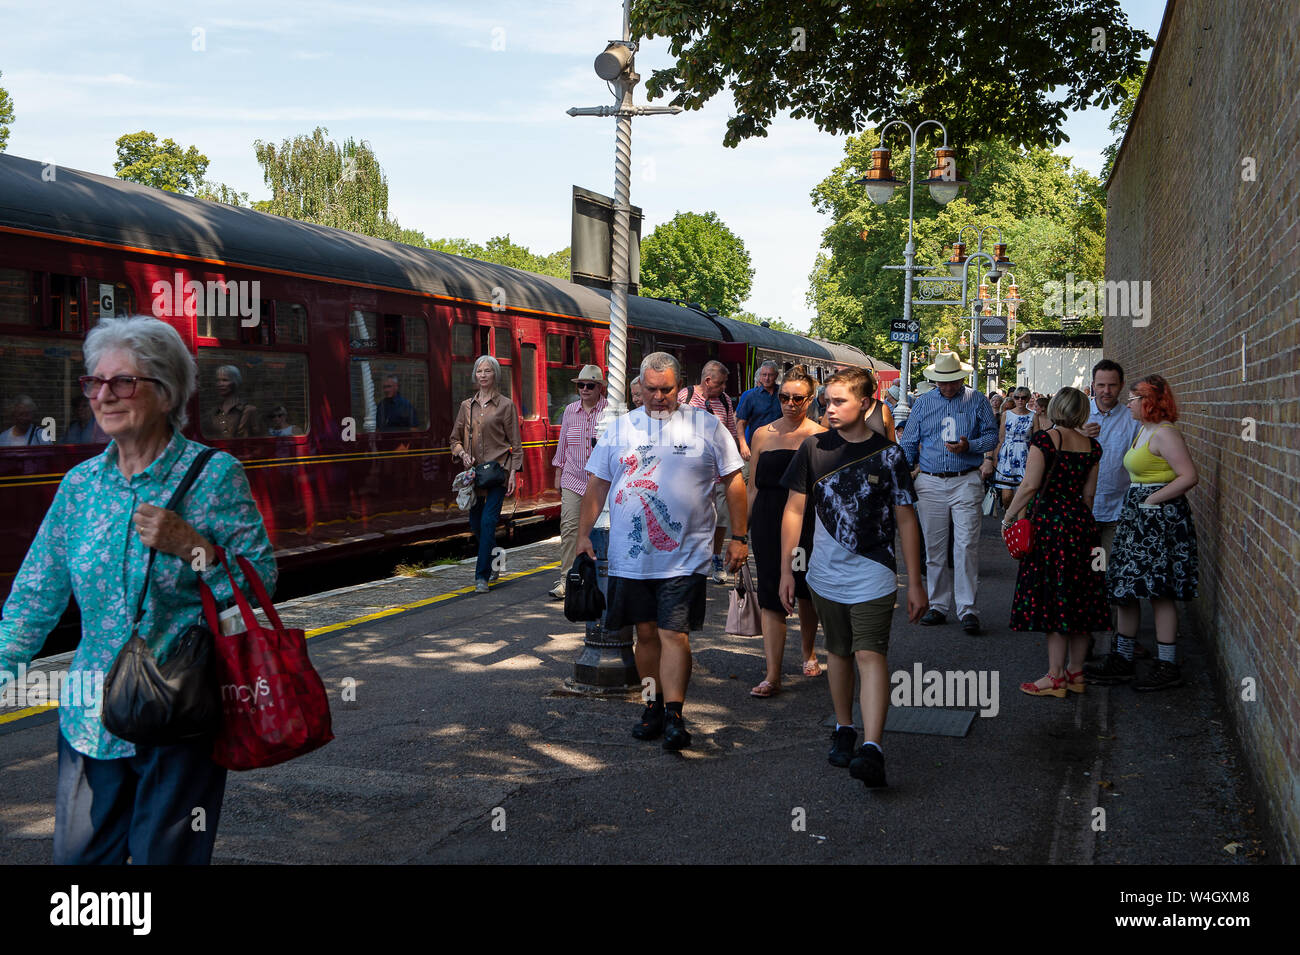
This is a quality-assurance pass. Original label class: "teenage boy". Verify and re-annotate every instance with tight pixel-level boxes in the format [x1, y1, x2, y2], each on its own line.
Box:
[779, 368, 927, 788]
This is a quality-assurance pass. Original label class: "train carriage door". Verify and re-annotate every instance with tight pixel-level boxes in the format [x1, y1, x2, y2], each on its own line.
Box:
[511, 314, 549, 507]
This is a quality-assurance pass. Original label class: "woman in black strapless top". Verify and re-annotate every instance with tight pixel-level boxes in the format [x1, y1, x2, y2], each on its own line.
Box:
[747, 370, 826, 697]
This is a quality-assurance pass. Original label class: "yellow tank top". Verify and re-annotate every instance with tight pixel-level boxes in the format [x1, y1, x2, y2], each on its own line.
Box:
[1124, 423, 1176, 484]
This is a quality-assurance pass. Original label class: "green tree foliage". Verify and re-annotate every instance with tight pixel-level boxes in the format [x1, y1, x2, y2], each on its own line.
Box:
[113, 131, 209, 193]
[808, 135, 1105, 366]
[632, 0, 1149, 150]
[254, 126, 401, 239]
[640, 211, 754, 314]
[194, 179, 250, 207]
[1101, 60, 1148, 181]
[0, 72, 14, 152]
[423, 235, 571, 281]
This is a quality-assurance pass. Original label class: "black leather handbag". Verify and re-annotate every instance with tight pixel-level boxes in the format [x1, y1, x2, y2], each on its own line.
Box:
[101, 448, 223, 746]
[563, 553, 606, 622]
[473, 461, 507, 488]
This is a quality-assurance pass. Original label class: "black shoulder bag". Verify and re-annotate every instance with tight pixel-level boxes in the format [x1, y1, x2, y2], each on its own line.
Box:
[101, 447, 223, 745]
[563, 553, 606, 622]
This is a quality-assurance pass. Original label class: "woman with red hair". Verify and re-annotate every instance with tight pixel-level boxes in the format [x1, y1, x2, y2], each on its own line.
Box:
[1085, 374, 1199, 691]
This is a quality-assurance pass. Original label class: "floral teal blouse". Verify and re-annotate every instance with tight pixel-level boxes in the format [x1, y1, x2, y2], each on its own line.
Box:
[0, 432, 275, 759]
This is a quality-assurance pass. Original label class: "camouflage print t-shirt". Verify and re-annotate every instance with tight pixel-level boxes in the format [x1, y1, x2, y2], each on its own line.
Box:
[781, 430, 917, 603]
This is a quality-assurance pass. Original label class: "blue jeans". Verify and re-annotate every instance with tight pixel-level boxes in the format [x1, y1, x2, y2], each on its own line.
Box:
[53, 731, 227, 865]
[470, 485, 506, 581]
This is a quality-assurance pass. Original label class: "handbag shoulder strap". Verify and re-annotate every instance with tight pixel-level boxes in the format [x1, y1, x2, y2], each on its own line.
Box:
[131, 447, 219, 633]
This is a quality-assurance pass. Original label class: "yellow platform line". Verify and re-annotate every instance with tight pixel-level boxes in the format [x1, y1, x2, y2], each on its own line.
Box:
[305, 560, 560, 638]
[0, 561, 562, 729]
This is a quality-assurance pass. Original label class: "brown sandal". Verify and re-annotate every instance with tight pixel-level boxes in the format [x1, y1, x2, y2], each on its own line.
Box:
[750, 680, 780, 698]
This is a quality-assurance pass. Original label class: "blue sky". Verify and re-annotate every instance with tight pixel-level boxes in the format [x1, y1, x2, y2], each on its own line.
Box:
[0, 0, 1168, 330]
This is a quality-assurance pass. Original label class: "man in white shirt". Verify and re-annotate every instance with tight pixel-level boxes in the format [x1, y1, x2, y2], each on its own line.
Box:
[578, 352, 747, 751]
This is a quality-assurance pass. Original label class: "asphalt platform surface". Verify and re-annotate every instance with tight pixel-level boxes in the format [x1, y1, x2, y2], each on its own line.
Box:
[0, 517, 1272, 865]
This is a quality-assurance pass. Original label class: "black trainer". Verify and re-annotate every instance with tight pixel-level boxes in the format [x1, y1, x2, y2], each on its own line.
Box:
[919, 609, 947, 626]
[662, 712, 692, 750]
[631, 703, 665, 740]
[828, 726, 858, 767]
[849, 745, 888, 788]
[1134, 660, 1184, 692]
[1083, 652, 1136, 685]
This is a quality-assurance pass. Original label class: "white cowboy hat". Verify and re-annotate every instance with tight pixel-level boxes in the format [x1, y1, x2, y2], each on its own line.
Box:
[923, 351, 973, 382]
[573, 364, 605, 384]
[915, 379, 937, 395]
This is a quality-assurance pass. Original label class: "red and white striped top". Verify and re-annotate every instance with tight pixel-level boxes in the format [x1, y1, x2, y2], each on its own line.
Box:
[553, 397, 607, 495]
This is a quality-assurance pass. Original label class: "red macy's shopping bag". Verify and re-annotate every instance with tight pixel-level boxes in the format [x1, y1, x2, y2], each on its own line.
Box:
[199, 547, 334, 770]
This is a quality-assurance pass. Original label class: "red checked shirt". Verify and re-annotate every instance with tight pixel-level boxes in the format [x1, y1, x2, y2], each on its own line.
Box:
[552, 397, 607, 495]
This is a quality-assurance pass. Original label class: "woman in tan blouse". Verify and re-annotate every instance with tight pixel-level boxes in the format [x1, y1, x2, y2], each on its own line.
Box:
[450, 355, 523, 592]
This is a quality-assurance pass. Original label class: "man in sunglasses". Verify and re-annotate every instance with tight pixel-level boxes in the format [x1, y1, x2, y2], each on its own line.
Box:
[550, 365, 608, 600]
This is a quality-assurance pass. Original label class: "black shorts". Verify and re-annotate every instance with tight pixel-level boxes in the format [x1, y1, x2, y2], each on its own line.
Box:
[605, 574, 708, 633]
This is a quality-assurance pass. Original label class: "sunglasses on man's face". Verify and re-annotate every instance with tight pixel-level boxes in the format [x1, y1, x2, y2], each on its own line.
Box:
[778, 393, 809, 404]
[576, 382, 598, 390]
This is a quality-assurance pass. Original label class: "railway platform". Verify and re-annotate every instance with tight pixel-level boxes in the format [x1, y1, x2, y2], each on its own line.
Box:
[0, 520, 1271, 865]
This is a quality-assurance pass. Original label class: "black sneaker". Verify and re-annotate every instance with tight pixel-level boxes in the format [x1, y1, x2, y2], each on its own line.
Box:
[631, 704, 665, 740]
[961, 613, 981, 635]
[919, 609, 947, 626]
[1134, 660, 1184, 692]
[849, 745, 888, 788]
[1083, 652, 1136, 685]
[828, 726, 858, 767]
[662, 712, 691, 750]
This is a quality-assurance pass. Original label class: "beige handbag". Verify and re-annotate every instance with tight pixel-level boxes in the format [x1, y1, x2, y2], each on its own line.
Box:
[725, 562, 763, 636]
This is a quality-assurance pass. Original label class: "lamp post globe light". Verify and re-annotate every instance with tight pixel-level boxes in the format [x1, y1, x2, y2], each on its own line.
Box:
[854, 120, 967, 422]
[564, 0, 680, 691]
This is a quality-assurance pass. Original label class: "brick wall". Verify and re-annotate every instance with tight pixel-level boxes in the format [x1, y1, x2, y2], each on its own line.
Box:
[1105, 0, 1300, 861]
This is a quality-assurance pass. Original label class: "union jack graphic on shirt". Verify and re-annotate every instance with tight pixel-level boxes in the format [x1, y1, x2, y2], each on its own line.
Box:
[616, 444, 684, 558]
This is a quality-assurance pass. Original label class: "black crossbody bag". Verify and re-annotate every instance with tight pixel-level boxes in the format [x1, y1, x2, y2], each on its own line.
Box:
[101, 447, 223, 745]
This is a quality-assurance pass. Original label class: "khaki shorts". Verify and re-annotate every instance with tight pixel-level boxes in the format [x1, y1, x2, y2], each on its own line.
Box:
[713, 481, 729, 532]
[809, 590, 896, 657]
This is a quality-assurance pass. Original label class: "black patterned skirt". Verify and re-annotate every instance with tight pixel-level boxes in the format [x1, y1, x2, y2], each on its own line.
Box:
[1107, 484, 1199, 603]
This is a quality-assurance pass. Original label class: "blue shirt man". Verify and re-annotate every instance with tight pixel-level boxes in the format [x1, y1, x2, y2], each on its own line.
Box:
[1081, 359, 1139, 525]
[896, 353, 997, 634]
[377, 376, 415, 431]
[735, 361, 781, 458]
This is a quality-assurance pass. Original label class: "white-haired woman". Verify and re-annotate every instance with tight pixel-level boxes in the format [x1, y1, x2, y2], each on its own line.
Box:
[0, 394, 50, 446]
[450, 355, 523, 592]
[0, 315, 275, 864]
[211, 364, 261, 438]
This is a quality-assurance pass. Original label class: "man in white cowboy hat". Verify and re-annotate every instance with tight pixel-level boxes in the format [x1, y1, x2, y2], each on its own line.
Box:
[898, 351, 998, 634]
[549, 364, 608, 599]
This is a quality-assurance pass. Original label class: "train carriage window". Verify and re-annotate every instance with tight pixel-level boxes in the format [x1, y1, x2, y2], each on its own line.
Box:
[197, 349, 311, 439]
[493, 327, 511, 360]
[274, 302, 308, 345]
[404, 316, 428, 354]
[350, 358, 429, 434]
[452, 323, 473, 357]
[521, 344, 538, 419]
[546, 334, 562, 363]
[49, 275, 80, 333]
[87, 280, 135, 325]
[0, 337, 99, 447]
[0, 269, 32, 325]
[578, 337, 592, 365]
[451, 356, 511, 407]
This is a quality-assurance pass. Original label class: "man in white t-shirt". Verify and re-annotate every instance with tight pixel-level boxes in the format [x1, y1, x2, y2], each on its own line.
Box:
[577, 352, 747, 751]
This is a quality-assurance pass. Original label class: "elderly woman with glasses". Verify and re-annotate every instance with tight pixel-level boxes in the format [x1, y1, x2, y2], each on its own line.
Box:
[450, 355, 523, 593]
[548, 364, 607, 600]
[0, 315, 275, 864]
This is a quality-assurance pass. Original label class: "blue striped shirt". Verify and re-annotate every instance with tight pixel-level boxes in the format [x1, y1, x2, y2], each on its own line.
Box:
[899, 386, 997, 472]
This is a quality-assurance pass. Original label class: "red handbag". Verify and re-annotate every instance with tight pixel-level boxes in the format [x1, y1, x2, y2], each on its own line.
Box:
[200, 548, 334, 771]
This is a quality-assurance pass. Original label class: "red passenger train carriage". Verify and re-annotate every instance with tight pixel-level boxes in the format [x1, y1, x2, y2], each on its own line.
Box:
[0, 154, 892, 599]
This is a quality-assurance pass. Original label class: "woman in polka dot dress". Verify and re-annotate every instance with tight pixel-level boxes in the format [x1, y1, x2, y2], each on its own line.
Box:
[1002, 388, 1110, 698]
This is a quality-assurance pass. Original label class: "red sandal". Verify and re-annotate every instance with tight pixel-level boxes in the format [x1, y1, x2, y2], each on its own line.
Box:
[1021, 673, 1068, 698]
[1064, 669, 1086, 694]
